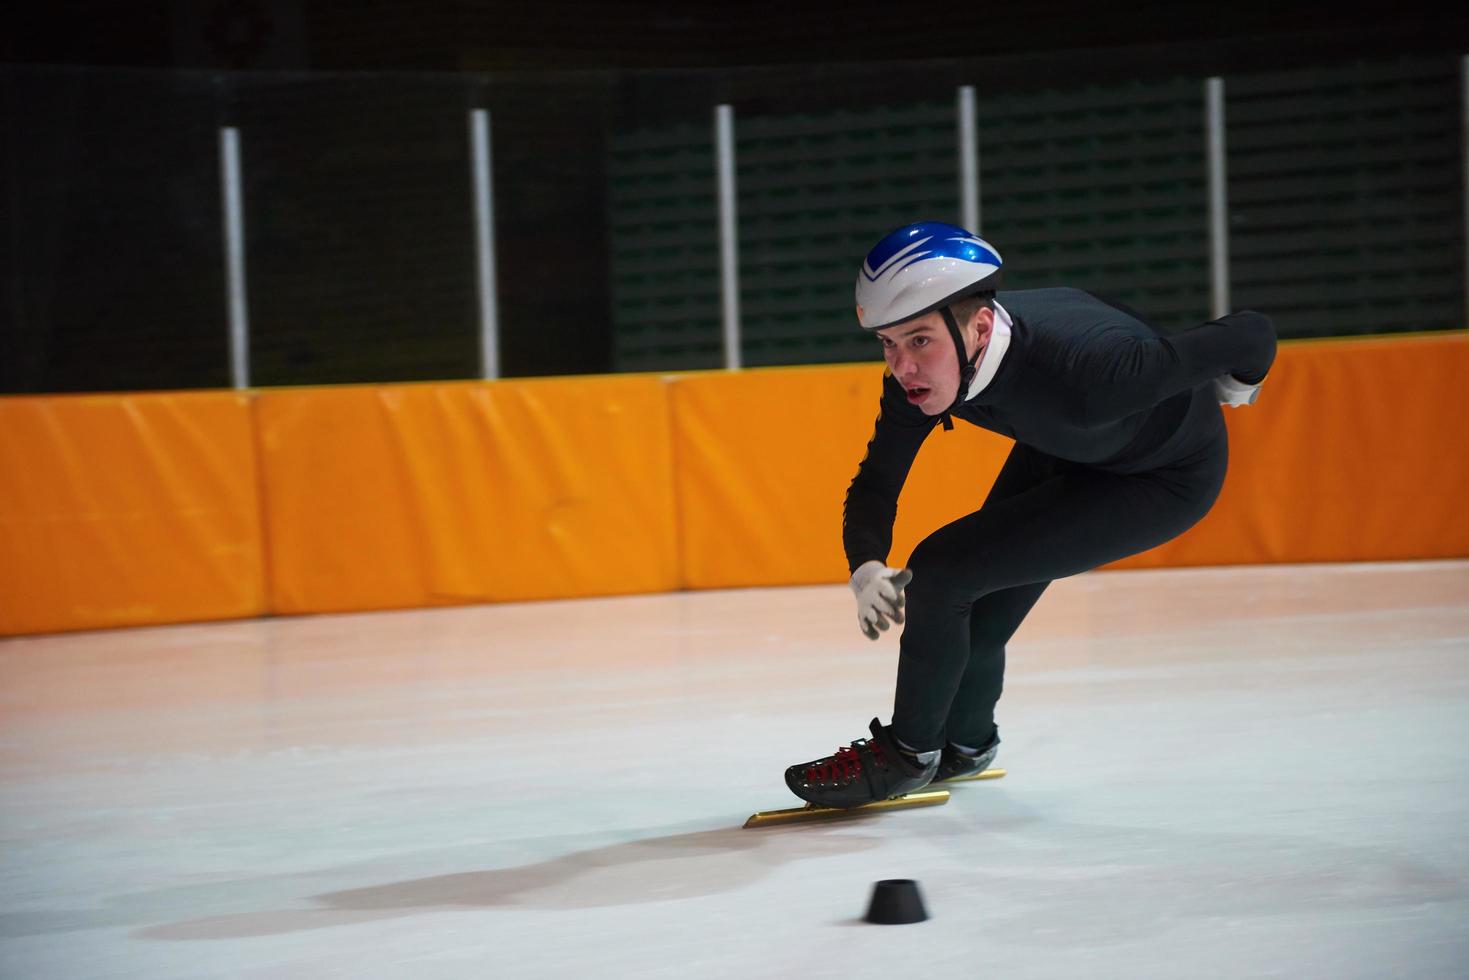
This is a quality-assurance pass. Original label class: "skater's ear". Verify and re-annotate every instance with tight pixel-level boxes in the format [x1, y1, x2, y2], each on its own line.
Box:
[949, 294, 993, 345]
[962, 305, 994, 354]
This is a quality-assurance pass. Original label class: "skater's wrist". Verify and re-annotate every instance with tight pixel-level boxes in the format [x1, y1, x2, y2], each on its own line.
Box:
[849, 559, 887, 592]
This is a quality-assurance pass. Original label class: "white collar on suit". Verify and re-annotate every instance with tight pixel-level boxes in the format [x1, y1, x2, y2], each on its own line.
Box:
[964, 299, 1013, 401]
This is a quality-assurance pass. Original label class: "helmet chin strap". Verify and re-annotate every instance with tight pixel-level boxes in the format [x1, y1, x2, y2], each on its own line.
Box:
[938, 306, 984, 431]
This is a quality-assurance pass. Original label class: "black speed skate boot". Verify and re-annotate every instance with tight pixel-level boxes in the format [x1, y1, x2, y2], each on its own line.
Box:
[930, 732, 1000, 784]
[784, 718, 939, 809]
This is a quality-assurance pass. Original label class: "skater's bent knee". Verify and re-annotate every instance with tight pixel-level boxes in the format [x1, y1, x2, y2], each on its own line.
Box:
[907, 537, 958, 578]
[907, 539, 992, 604]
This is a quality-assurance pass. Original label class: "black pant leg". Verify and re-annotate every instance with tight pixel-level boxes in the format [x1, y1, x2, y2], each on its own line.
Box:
[891, 430, 1228, 750]
[929, 444, 1063, 748]
[941, 580, 1049, 748]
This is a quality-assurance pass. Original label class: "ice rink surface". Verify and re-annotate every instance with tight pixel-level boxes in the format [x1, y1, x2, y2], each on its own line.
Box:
[2, 560, 1467, 979]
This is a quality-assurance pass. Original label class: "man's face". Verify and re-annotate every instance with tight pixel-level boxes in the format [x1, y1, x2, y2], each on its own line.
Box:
[875, 313, 961, 416]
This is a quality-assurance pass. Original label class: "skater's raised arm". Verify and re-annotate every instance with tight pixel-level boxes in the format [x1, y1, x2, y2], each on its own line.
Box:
[1065, 310, 1277, 423]
[842, 371, 936, 573]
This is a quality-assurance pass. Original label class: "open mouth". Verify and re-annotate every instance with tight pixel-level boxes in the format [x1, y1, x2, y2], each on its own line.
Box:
[905, 386, 930, 404]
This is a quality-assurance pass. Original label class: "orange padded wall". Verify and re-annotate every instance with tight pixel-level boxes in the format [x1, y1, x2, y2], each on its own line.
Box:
[2, 333, 1464, 635]
[1108, 332, 1469, 568]
[254, 376, 679, 614]
[669, 365, 877, 588]
[0, 392, 266, 635]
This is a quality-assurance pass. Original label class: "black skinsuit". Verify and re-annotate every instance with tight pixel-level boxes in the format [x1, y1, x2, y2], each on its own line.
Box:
[842, 287, 1277, 752]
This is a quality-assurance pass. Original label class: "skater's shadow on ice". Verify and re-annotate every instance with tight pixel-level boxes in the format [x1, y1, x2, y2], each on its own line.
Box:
[124, 800, 1465, 944]
[133, 820, 884, 940]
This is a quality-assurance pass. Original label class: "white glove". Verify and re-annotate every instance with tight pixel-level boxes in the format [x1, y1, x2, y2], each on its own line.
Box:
[850, 560, 913, 641]
[1213, 373, 1262, 408]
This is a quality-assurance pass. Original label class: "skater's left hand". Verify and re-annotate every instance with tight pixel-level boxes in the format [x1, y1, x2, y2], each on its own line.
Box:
[850, 561, 913, 640]
[1213, 373, 1261, 407]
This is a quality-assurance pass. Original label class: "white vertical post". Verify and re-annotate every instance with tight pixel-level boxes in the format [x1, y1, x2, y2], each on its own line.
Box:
[958, 85, 980, 233]
[715, 103, 741, 371]
[470, 108, 500, 380]
[218, 126, 250, 389]
[1205, 77, 1230, 319]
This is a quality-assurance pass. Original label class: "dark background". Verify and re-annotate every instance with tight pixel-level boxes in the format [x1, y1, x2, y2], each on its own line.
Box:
[6, 1, 1462, 74]
[3, 2, 1465, 391]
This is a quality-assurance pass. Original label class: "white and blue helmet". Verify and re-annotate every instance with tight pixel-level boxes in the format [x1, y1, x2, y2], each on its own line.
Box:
[855, 221, 1003, 330]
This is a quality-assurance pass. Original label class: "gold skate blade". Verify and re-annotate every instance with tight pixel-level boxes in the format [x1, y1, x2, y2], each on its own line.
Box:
[943, 767, 1006, 783]
[743, 789, 950, 829]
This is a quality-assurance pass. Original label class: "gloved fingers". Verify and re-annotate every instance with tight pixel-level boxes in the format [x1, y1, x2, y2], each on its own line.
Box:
[857, 566, 914, 640]
[884, 569, 912, 614]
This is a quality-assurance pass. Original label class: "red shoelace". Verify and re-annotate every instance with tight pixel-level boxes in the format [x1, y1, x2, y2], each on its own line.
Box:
[804, 740, 886, 784]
